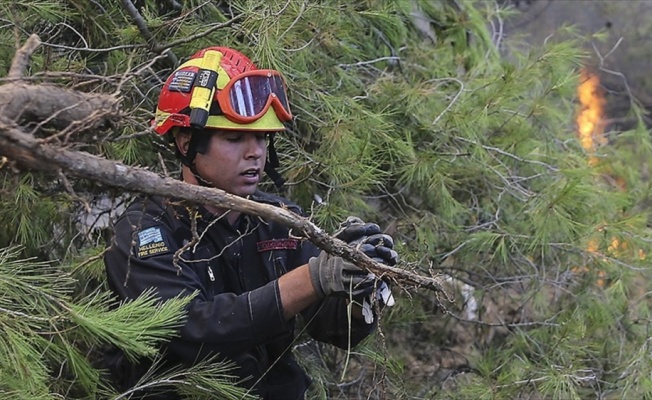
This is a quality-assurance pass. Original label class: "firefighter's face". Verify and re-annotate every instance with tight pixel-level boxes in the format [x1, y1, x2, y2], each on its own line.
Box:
[181, 130, 267, 197]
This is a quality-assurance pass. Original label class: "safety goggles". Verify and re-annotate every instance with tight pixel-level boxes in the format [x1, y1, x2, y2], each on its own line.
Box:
[216, 69, 292, 124]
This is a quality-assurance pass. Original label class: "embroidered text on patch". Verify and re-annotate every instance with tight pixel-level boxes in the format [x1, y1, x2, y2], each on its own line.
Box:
[136, 227, 170, 258]
[257, 239, 298, 252]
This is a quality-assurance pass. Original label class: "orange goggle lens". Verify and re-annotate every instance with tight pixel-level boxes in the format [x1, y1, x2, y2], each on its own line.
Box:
[217, 70, 292, 124]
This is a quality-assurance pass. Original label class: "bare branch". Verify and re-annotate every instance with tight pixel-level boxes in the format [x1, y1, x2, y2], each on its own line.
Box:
[0, 117, 446, 296]
[0, 33, 446, 298]
[0, 83, 120, 131]
[7, 33, 41, 80]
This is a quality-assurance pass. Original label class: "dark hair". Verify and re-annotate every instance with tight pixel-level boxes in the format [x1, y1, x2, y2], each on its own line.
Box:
[170, 128, 214, 166]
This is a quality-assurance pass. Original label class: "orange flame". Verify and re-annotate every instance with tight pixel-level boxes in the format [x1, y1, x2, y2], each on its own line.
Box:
[576, 69, 607, 165]
[574, 68, 607, 286]
[573, 68, 646, 284]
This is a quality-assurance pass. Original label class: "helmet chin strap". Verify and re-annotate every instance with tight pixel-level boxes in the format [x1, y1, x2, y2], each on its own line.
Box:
[265, 133, 285, 188]
[180, 132, 214, 187]
[189, 165, 214, 187]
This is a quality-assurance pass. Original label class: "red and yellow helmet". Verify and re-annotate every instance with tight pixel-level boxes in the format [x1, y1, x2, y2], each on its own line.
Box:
[152, 46, 292, 135]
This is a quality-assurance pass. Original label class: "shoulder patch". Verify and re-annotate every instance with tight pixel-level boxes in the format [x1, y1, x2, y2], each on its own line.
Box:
[257, 239, 299, 252]
[135, 227, 171, 258]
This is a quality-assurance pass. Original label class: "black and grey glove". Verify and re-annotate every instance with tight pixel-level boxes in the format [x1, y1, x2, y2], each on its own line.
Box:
[352, 234, 399, 266]
[308, 251, 375, 298]
[335, 216, 399, 266]
[334, 217, 399, 323]
[361, 279, 395, 324]
[333, 216, 382, 243]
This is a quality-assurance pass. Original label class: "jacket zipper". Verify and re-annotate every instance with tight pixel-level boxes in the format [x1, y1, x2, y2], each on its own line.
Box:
[207, 265, 215, 282]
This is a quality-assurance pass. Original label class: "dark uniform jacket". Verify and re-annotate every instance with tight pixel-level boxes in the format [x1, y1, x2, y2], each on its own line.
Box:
[104, 191, 374, 399]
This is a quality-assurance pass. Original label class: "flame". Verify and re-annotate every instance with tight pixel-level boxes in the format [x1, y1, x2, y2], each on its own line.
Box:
[573, 69, 646, 286]
[576, 69, 607, 165]
[574, 69, 608, 286]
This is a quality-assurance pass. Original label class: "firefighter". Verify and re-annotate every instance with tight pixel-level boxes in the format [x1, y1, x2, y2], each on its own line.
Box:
[103, 46, 397, 399]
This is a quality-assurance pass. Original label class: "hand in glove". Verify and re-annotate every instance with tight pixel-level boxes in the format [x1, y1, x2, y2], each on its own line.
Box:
[353, 234, 399, 266]
[333, 216, 382, 243]
[334, 216, 399, 266]
[308, 251, 375, 299]
[325, 216, 398, 321]
[361, 279, 395, 324]
[335, 217, 399, 323]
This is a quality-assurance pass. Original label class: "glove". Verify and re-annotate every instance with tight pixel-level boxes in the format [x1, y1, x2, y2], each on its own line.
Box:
[334, 217, 398, 323]
[361, 279, 395, 324]
[335, 216, 399, 266]
[333, 216, 382, 243]
[353, 234, 399, 266]
[308, 251, 375, 298]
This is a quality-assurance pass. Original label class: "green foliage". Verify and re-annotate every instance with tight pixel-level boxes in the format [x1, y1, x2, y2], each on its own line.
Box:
[2, 0, 652, 398]
[0, 173, 70, 258]
[0, 246, 249, 399]
[0, 247, 156, 397]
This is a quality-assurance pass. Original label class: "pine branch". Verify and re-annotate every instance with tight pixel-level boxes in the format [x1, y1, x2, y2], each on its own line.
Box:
[114, 356, 254, 400]
[120, 0, 179, 66]
[0, 247, 171, 394]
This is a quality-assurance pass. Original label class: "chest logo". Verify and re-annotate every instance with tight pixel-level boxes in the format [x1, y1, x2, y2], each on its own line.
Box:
[256, 239, 298, 252]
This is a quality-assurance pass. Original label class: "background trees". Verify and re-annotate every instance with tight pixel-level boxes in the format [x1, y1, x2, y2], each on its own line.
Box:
[1, 1, 652, 399]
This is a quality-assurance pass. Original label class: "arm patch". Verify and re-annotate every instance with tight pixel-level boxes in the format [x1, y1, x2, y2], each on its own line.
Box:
[135, 227, 171, 258]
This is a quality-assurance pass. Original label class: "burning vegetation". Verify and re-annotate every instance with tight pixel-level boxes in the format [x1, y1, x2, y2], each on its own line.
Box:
[576, 68, 607, 165]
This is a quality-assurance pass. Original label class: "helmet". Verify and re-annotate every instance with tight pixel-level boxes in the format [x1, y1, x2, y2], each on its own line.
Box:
[152, 46, 292, 135]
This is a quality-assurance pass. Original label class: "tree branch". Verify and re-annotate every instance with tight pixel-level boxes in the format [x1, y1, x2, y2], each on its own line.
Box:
[7, 33, 41, 80]
[1, 34, 120, 132]
[0, 83, 120, 131]
[120, 0, 179, 66]
[0, 116, 446, 296]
